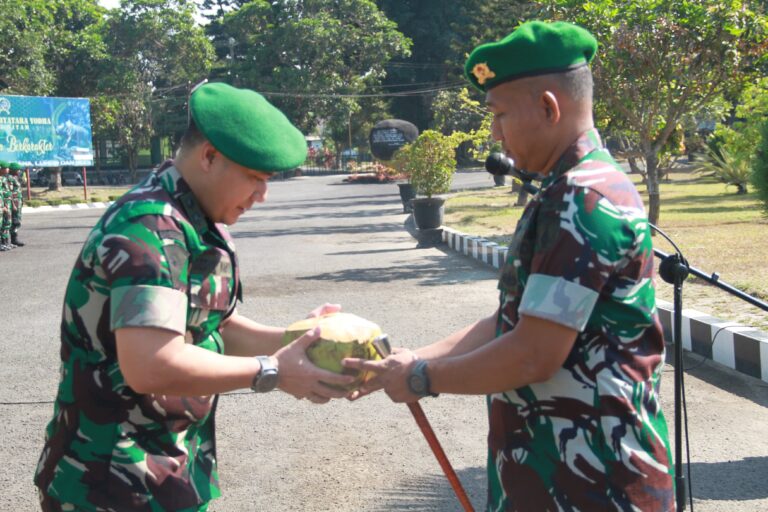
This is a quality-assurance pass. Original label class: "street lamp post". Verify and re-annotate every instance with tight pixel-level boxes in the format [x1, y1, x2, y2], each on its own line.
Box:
[227, 37, 236, 85]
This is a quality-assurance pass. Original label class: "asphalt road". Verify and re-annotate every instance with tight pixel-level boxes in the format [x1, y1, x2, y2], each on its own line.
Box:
[1, 172, 767, 511]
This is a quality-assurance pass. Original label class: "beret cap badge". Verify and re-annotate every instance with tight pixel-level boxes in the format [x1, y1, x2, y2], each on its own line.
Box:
[472, 63, 496, 85]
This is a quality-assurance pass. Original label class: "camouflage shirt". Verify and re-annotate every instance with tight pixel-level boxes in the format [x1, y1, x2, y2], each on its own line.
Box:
[0, 175, 10, 204]
[9, 173, 22, 210]
[488, 129, 674, 511]
[35, 163, 241, 511]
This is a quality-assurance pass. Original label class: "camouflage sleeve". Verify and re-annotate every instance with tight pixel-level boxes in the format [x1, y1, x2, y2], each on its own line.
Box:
[99, 214, 190, 335]
[519, 183, 637, 331]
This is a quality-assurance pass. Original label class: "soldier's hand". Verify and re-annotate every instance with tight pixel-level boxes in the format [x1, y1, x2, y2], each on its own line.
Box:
[344, 348, 420, 403]
[274, 327, 354, 403]
[305, 302, 342, 319]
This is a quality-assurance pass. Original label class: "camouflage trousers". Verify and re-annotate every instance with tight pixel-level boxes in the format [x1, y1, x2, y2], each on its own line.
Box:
[1, 207, 10, 244]
[38, 489, 211, 512]
[11, 200, 21, 235]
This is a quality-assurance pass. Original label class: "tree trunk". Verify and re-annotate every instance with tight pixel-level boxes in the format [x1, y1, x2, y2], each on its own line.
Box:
[94, 141, 103, 184]
[128, 150, 138, 183]
[94, 141, 101, 173]
[48, 167, 62, 191]
[645, 149, 661, 226]
[515, 188, 529, 207]
[509, 179, 530, 206]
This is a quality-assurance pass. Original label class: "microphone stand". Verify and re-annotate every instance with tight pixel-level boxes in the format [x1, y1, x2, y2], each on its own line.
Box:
[651, 229, 768, 512]
[655, 247, 689, 511]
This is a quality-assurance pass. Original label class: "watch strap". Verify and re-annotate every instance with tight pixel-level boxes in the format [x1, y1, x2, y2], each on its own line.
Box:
[409, 359, 438, 398]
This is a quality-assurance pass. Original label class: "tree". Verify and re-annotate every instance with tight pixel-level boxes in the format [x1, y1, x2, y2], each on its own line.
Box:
[45, 0, 108, 98]
[375, 0, 554, 132]
[0, 0, 57, 95]
[0, 0, 108, 189]
[374, 0, 467, 131]
[555, 0, 767, 224]
[432, 87, 487, 164]
[98, 0, 214, 179]
[220, 0, 411, 160]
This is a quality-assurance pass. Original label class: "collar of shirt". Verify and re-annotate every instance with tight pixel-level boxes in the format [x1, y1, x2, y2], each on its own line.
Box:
[157, 163, 211, 236]
[540, 128, 604, 189]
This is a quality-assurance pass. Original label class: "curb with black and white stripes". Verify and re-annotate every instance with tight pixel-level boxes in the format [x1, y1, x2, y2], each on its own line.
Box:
[22, 201, 114, 214]
[441, 227, 768, 384]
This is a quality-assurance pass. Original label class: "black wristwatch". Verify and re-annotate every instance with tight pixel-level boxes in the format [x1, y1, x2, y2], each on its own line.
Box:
[407, 359, 438, 398]
[251, 355, 279, 393]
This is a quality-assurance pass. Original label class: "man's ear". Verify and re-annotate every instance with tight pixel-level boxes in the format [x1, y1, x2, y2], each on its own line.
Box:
[199, 142, 217, 173]
[541, 91, 561, 125]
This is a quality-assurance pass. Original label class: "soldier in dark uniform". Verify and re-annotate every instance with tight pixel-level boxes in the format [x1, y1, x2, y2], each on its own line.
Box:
[35, 83, 352, 511]
[347, 21, 674, 511]
[8, 162, 24, 247]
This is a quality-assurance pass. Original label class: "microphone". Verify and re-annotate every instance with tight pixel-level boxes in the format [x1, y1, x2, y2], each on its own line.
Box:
[485, 152, 515, 176]
[484, 153, 540, 194]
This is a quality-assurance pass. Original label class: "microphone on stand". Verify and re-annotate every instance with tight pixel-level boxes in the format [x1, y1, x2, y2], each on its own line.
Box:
[484, 153, 540, 195]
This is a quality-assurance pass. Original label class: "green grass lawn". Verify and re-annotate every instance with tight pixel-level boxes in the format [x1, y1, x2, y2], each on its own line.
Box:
[25, 186, 131, 207]
[444, 168, 768, 330]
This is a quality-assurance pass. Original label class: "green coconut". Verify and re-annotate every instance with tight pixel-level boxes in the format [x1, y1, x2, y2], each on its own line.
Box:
[282, 312, 383, 390]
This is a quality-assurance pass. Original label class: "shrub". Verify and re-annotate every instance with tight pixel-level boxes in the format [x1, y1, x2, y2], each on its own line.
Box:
[394, 130, 470, 198]
[752, 118, 768, 215]
[694, 144, 750, 194]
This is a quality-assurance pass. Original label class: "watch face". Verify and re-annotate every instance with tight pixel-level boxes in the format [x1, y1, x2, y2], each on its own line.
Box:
[408, 373, 426, 395]
[255, 371, 279, 393]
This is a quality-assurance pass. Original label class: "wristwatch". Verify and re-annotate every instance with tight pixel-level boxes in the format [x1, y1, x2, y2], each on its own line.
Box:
[407, 359, 438, 398]
[251, 355, 279, 393]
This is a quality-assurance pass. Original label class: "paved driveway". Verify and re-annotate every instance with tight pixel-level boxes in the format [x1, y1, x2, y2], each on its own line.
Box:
[1, 173, 766, 511]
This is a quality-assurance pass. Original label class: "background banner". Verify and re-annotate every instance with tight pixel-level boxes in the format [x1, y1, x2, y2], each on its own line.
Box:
[0, 94, 94, 167]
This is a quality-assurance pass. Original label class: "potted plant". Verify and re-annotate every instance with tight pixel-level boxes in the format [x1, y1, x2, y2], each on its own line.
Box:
[386, 156, 415, 212]
[395, 130, 468, 230]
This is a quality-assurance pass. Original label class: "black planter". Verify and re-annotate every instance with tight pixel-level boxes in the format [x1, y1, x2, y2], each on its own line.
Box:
[411, 197, 445, 230]
[493, 174, 506, 187]
[397, 183, 416, 213]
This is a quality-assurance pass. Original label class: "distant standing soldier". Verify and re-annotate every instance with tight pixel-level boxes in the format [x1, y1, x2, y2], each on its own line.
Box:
[0, 161, 13, 251]
[8, 162, 24, 247]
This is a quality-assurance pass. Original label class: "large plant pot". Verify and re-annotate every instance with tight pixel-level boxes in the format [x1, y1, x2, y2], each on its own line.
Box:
[411, 197, 445, 230]
[493, 174, 506, 186]
[397, 183, 416, 213]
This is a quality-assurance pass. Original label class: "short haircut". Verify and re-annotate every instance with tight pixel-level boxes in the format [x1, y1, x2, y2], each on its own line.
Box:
[179, 118, 207, 151]
[551, 65, 593, 103]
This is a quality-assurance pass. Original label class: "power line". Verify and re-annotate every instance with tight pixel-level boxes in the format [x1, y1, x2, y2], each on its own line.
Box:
[256, 82, 466, 99]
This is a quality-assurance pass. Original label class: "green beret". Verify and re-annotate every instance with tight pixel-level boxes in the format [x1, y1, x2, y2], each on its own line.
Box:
[0, 161, 7, 168]
[465, 20, 597, 92]
[9, 162, 21, 171]
[190, 82, 307, 173]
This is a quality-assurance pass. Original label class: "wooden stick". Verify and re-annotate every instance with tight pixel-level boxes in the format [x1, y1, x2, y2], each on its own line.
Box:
[372, 335, 474, 512]
[406, 401, 475, 512]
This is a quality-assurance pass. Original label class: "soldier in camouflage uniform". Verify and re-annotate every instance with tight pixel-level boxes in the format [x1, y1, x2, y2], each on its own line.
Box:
[348, 21, 674, 511]
[35, 83, 354, 511]
[0, 160, 12, 251]
[8, 162, 25, 247]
